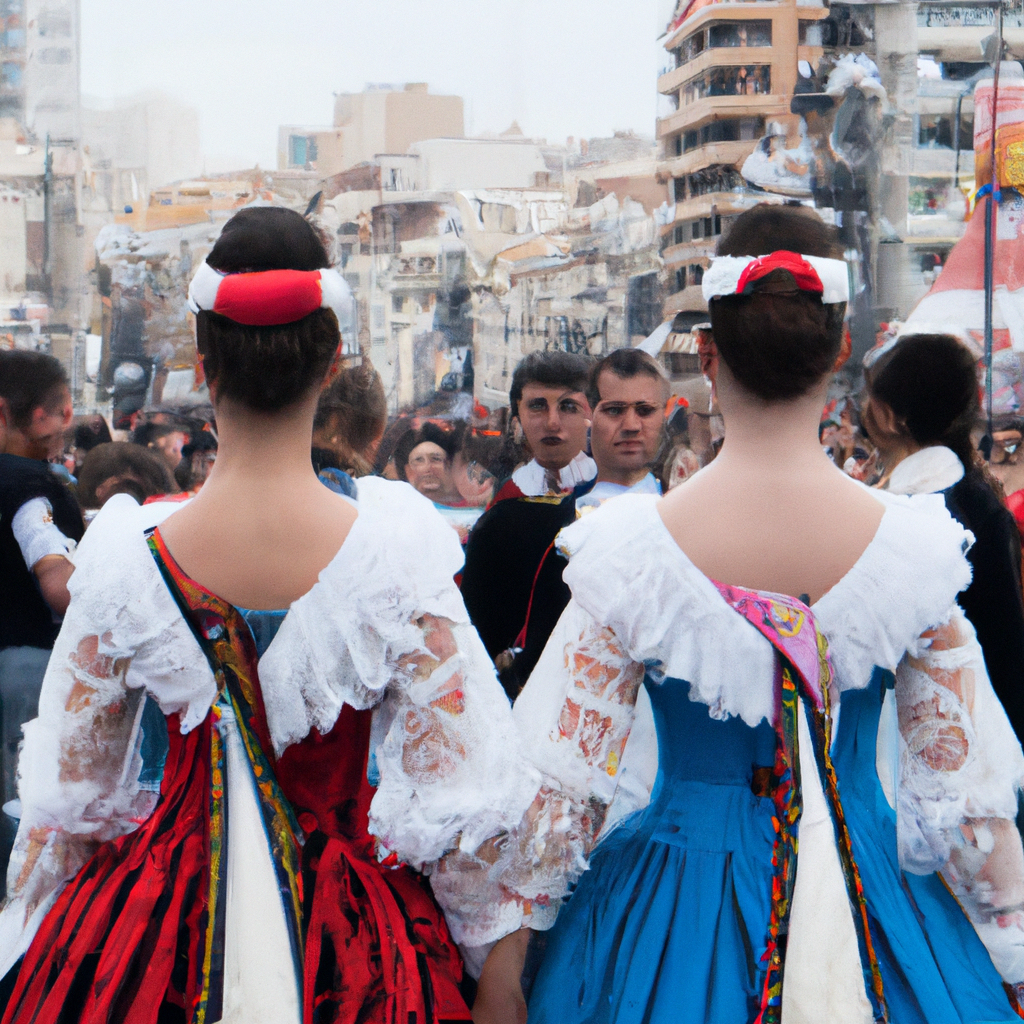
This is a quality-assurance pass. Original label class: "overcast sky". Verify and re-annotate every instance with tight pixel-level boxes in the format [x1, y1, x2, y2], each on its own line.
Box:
[80, 0, 674, 173]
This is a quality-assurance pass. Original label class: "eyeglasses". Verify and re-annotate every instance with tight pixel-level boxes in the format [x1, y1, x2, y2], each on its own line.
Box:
[408, 453, 448, 468]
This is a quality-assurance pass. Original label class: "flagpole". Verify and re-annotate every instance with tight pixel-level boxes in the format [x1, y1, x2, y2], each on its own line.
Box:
[982, 1, 1004, 461]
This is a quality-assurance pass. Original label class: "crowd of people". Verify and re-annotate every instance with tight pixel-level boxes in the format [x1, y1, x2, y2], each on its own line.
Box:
[1, 202, 1024, 1023]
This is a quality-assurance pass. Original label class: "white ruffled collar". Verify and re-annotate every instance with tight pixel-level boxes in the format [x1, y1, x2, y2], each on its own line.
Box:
[512, 452, 597, 496]
[75, 478, 468, 751]
[558, 488, 972, 726]
[885, 445, 964, 495]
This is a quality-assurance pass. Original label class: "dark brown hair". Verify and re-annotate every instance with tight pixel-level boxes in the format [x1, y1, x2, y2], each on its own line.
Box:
[710, 204, 845, 402]
[313, 359, 387, 476]
[0, 350, 68, 428]
[509, 350, 593, 419]
[867, 333, 979, 471]
[77, 442, 176, 507]
[586, 347, 669, 409]
[197, 207, 339, 411]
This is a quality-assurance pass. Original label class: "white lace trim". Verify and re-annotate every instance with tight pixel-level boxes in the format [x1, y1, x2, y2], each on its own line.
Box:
[259, 477, 470, 753]
[813, 489, 973, 692]
[885, 445, 964, 496]
[557, 489, 974, 725]
[67, 494, 217, 732]
[511, 452, 597, 496]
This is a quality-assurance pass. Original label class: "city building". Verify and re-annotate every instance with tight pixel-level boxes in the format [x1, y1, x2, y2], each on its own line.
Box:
[81, 92, 202, 215]
[656, 0, 828, 326]
[24, 0, 79, 142]
[278, 83, 464, 176]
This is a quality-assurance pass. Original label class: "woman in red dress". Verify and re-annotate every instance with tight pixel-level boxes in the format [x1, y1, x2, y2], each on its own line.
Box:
[0, 207, 537, 1024]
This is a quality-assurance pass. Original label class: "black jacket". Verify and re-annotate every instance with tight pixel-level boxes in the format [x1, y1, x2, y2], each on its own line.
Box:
[0, 454, 84, 650]
[461, 486, 592, 700]
[944, 471, 1024, 742]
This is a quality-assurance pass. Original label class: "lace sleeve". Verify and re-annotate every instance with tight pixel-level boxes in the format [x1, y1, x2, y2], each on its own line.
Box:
[895, 603, 1024, 982]
[366, 611, 540, 872]
[430, 599, 645, 949]
[0, 615, 152, 976]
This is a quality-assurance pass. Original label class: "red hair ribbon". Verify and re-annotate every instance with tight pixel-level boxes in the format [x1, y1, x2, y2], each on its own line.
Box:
[734, 251, 824, 296]
[213, 269, 324, 326]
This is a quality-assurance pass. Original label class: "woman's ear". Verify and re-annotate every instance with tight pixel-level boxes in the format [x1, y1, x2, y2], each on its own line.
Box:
[868, 396, 904, 439]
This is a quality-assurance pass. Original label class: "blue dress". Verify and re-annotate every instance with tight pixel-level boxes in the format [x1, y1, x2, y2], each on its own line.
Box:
[504, 492, 1024, 1024]
[528, 676, 778, 1024]
[527, 670, 1019, 1024]
[831, 671, 1020, 1023]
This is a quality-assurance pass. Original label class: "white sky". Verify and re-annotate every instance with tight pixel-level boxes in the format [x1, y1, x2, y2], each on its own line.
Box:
[81, 0, 675, 173]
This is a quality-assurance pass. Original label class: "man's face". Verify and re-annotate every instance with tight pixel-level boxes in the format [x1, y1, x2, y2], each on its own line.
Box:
[515, 383, 591, 471]
[1, 387, 73, 461]
[405, 441, 452, 498]
[590, 371, 666, 483]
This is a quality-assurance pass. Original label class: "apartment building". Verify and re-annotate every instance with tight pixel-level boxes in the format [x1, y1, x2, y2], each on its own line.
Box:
[278, 83, 464, 177]
[656, 0, 827, 324]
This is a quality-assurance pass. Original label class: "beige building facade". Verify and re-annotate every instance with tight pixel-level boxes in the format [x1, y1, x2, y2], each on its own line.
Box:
[278, 83, 464, 176]
[657, 0, 827, 322]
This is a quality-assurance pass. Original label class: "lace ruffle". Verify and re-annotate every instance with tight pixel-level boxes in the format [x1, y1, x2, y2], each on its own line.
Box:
[814, 489, 974, 693]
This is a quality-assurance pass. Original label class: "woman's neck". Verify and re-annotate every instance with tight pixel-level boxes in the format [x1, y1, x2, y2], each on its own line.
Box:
[873, 437, 924, 485]
[203, 393, 321, 494]
[711, 369, 836, 479]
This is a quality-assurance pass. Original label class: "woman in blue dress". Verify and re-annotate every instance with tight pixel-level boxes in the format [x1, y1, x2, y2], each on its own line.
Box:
[432, 205, 1024, 1024]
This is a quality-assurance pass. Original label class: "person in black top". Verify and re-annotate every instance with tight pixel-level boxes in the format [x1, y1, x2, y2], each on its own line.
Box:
[0, 351, 83, 818]
[862, 332, 1024, 742]
[461, 352, 594, 699]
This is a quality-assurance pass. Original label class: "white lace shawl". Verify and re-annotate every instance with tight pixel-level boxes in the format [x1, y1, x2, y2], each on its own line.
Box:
[436, 489, 1024, 980]
[0, 480, 538, 976]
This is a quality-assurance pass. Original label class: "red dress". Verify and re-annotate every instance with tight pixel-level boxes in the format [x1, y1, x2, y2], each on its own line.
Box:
[1, 529, 471, 1024]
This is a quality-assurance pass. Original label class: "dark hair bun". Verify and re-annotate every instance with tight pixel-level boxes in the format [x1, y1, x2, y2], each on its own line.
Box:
[868, 333, 979, 470]
[197, 207, 339, 411]
[710, 204, 846, 402]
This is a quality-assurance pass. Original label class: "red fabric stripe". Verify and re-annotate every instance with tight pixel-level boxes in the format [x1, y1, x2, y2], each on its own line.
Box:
[213, 269, 322, 325]
[735, 251, 824, 296]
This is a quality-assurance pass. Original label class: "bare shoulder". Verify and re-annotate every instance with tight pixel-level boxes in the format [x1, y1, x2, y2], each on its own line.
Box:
[656, 460, 887, 601]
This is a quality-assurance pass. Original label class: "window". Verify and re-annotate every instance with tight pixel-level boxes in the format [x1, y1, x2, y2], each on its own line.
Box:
[392, 294, 404, 313]
[798, 20, 823, 45]
[37, 46, 71, 64]
[674, 177, 686, 202]
[38, 10, 71, 36]
[708, 21, 771, 47]
[688, 264, 705, 286]
[675, 267, 687, 292]
[918, 112, 973, 149]
[685, 164, 746, 197]
[683, 65, 771, 104]
[288, 135, 318, 166]
[674, 224, 686, 245]
[679, 118, 765, 154]
[687, 216, 724, 242]
[627, 272, 662, 338]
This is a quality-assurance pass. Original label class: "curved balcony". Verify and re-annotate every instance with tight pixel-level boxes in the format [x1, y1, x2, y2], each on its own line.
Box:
[658, 139, 758, 179]
[662, 238, 717, 268]
[659, 45, 775, 95]
[663, 284, 709, 316]
[658, 93, 788, 139]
